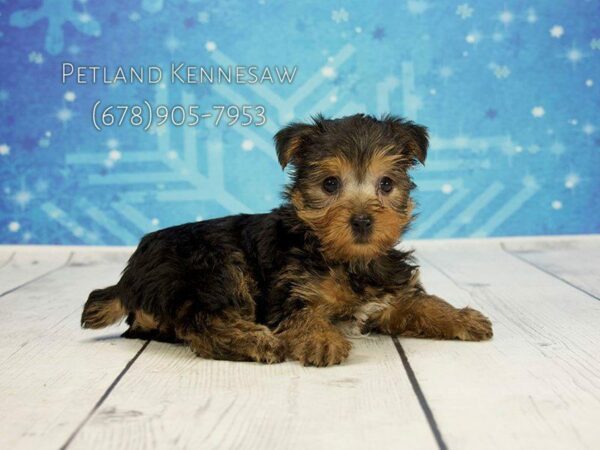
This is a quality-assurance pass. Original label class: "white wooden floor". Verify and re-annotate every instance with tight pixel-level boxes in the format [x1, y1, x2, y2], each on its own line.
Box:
[0, 236, 599, 450]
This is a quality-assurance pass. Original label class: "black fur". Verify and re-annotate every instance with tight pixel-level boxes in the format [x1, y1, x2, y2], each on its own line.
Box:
[92, 205, 419, 331]
[82, 113, 451, 363]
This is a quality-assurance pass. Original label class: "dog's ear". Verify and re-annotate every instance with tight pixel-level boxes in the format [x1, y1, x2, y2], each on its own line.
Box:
[383, 116, 429, 165]
[404, 121, 429, 165]
[274, 119, 322, 169]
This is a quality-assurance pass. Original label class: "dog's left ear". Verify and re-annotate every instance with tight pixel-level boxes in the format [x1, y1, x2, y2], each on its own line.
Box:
[384, 116, 429, 165]
[404, 121, 429, 165]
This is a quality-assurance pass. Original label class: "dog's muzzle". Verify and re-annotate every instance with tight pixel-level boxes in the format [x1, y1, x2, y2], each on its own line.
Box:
[350, 214, 373, 242]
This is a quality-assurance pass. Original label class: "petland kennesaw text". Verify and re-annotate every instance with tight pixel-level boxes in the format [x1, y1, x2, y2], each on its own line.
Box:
[61, 63, 299, 85]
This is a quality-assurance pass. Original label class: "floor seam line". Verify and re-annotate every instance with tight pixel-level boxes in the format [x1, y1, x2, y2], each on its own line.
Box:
[0, 252, 16, 270]
[500, 242, 599, 301]
[393, 337, 448, 450]
[0, 252, 75, 298]
[60, 340, 150, 450]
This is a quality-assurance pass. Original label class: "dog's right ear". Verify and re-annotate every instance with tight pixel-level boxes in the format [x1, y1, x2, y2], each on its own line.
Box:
[274, 121, 318, 169]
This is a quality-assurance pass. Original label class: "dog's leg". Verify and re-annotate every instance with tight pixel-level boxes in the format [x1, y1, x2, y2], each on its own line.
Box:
[121, 310, 159, 340]
[366, 293, 493, 341]
[276, 309, 352, 366]
[175, 311, 285, 364]
[121, 310, 181, 343]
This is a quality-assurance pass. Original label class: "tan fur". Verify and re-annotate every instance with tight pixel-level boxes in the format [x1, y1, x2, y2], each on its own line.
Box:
[176, 311, 285, 363]
[135, 310, 158, 329]
[277, 263, 491, 367]
[292, 151, 414, 263]
[289, 267, 358, 318]
[228, 251, 259, 319]
[81, 298, 126, 329]
[366, 294, 493, 341]
[127, 309, 171, 335]
[276, 309, 352, 367]
[366, 146, 408, 177]
[279, 136, 303, 168]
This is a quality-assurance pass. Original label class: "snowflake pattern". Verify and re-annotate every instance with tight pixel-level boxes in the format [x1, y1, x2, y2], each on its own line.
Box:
[489, 63, 511, 79]
[10, 0, 101, 55]
[28, 52, 44, 64]
[456, 4, 474, 19]
[331, 8, 349, 24]
[0, 0, 599, 243]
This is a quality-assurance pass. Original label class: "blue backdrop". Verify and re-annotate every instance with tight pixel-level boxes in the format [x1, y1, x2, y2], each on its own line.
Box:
[0, 0, 598, 245]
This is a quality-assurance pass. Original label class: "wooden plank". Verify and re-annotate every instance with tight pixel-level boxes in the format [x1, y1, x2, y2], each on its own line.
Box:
[0, 250, 148, 450]
[0, 249, 72, 296]
[69, 336, 437, 450]
[401, 240, 600, 450]
[502, 236, 600, 299]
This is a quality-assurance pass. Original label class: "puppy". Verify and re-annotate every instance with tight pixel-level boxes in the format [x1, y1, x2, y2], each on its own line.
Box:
[81, 114, 492, 366]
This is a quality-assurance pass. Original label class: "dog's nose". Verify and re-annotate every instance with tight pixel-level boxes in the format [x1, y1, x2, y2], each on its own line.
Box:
[350, 214, 373, 235]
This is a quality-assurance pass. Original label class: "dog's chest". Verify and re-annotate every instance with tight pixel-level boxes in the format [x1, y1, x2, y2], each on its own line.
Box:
[316, 267, 382, 319]
[313, 267, 398, 338]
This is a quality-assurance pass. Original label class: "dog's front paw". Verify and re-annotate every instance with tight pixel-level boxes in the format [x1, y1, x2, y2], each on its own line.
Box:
[454, 307, 493, 341]
[254, 333, 286, 364]
[290, 329, 352, 367]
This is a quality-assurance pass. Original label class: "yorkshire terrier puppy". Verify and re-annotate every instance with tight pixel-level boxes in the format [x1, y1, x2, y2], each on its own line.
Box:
[82, 114, 493, 366]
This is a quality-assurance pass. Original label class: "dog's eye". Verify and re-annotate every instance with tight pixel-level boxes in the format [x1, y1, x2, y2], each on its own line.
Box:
[322, 176, 341, 194]
[379, 176, 394, 194]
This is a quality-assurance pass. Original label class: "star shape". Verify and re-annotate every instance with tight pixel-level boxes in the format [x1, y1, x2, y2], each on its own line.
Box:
[485, 108, 498, 119]
[456, 4, 474, 19]
[184, 17, 196, 29]
[549, 25, 564, 38]
[372, 27, 386, 41]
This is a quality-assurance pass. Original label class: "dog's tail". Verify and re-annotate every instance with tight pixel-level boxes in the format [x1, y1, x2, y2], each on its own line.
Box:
[81, 285, 126, 329]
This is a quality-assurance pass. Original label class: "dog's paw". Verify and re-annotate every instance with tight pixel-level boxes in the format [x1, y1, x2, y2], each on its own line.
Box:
[255, 333, 286, 364]
[454, 307, 493, 341]
[291, 330, 352, 367]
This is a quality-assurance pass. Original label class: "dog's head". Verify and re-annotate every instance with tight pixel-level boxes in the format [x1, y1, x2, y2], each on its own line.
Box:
[275, 114, 428, 263]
